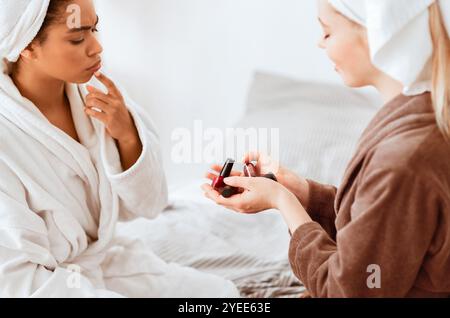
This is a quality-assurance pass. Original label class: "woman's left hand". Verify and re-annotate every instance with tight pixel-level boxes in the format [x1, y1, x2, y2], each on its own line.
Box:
[85, 72, 139, 144]
[202, 174, 314, 233]
[202, 176, 287, 214]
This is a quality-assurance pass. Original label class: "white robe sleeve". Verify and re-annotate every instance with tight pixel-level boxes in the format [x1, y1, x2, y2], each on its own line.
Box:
[0, 163, 123, 298]
[100, 88, 169, 222]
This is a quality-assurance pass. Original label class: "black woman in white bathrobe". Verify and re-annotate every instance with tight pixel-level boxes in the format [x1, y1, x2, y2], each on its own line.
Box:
[0, 0, 239, 298]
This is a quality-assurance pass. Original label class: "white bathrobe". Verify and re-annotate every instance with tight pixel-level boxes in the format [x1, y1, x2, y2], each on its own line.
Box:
[0, 73, 239, 298]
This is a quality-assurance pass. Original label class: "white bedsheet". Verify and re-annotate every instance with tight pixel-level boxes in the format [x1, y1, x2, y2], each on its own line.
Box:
[116, 179, 305, 297]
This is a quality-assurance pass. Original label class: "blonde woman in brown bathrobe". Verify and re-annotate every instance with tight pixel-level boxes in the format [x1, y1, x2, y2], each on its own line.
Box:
[203, 0, 450, 298]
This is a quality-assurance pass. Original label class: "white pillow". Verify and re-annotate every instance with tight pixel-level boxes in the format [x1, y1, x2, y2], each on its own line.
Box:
[235, 72, 382, 186]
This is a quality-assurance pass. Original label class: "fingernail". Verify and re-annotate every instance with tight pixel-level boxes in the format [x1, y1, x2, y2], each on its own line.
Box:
[94, 71, 101, 77]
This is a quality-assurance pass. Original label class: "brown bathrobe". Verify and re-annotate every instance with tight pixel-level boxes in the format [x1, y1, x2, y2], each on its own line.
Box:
[289, 93, 450, 298]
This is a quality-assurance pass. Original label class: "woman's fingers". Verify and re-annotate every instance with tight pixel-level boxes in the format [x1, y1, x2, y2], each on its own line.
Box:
[85, 107, 108, 123]
[210, 164, 223, 173]
[215, 192, 244, 206]
[205, 172, 218, 181]
[243, 152, 280, 175]
[223, 176, 252, 189]
[242, 151, 261, 164]
[94, 72, 122, 98]
[86, 86, 111, 104]
[86, 84, 104, 95]
[202, 182, 251, 213]
[203, 182, 237, 204]
[201, 184, 221, 200]
[85, 97, 110, 114]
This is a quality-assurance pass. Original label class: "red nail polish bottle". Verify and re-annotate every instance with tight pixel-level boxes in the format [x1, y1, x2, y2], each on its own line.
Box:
[212, 159, 235, 190]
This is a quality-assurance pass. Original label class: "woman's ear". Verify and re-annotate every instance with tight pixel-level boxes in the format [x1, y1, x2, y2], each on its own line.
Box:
[20, 43, 38, 60]
[20, 50, 33, 60]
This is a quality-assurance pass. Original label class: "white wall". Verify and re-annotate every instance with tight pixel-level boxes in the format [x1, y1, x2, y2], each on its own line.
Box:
[94, 0, 342, 186]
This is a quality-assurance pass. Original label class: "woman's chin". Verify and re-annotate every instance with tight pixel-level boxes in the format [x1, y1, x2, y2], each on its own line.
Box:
[341, 74, 367, 88]
[69, 69, 102, 84]
[72, 74, 95, 84]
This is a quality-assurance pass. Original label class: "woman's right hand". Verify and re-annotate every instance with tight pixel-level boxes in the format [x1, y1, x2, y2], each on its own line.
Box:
[242, 152, 311, 210]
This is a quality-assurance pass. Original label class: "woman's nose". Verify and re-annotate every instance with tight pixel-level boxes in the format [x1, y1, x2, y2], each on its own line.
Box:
[88, 36, 103, 57]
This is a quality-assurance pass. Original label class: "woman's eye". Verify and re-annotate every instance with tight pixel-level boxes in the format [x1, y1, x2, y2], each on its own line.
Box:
[69, 27, 98, 44]
[70, 39, 85, 45]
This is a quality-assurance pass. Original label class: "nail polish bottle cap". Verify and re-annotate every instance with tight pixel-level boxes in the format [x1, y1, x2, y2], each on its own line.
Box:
[220, 159, 235, 177]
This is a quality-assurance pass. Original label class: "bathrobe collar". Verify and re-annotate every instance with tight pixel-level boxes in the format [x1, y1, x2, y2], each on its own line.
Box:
[0, 73, 121, 253]
[0, 73, 99, 187]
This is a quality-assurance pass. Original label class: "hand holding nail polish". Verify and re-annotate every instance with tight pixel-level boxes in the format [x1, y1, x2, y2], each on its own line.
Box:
[202, 159, 286, 215]
[211, 158, 278, 198]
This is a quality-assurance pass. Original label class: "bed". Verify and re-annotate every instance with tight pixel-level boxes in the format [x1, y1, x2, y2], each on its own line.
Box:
[116, 72, 381, 298]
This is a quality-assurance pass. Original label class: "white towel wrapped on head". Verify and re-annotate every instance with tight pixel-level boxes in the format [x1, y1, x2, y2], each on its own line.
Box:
[0, 0, 50, 72]
[328, 0, 450, 96]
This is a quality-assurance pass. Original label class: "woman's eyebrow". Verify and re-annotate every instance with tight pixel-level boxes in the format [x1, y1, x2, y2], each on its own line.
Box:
[67, 15, 99, 33]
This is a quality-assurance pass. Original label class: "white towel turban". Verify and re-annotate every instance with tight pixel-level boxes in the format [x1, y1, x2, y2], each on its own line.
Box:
[328, 0, 450, 95]
[0, 0, 50, 72]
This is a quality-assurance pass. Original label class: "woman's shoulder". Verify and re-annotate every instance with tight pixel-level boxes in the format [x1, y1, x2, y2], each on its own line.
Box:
[367, 124, 450, 183]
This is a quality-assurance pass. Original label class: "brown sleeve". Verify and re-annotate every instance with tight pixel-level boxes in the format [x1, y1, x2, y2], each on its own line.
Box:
[305, 179, 338, 240]
[289, 168, 439, 297]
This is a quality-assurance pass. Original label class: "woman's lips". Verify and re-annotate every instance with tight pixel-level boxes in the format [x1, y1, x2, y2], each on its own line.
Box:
[86, 60, 102, 72]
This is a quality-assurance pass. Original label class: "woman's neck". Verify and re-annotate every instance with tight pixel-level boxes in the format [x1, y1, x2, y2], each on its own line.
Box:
[372, 73, 404, 104]
[11, 62, 66, 113]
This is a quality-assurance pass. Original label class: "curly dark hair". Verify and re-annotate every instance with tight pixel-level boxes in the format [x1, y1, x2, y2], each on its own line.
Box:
[34, 0, 71, 44]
